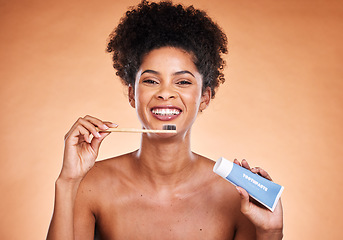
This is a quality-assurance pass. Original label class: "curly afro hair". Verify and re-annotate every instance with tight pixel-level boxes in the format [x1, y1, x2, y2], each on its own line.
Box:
[106, 0, 228, 98]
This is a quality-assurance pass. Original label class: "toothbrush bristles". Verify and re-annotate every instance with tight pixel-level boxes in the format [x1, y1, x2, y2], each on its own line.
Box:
[162, 124, 176, 131]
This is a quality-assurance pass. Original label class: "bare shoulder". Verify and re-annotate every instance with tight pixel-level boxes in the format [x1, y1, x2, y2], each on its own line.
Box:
[81, 152, 133, 184]
[75, 152, 136, 209]
[194, 154, 240, 205]
[195, 154, 256, 237]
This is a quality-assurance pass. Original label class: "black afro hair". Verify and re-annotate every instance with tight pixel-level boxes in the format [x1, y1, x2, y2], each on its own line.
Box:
[106, 0, 228, 98]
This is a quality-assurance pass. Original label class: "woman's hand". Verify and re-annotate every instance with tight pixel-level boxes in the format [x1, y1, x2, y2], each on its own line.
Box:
[59, 115, 117, 182]
[234, 159, 283, 239]
[47, 115, 116, 240]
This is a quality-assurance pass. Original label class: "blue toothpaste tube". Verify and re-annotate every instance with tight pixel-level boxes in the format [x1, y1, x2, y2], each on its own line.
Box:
[213, 157, 284, 212]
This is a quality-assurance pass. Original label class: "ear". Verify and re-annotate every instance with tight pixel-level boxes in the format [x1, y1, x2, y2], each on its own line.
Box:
[128, 84, 136, 108]
[199, 87, 211, 112]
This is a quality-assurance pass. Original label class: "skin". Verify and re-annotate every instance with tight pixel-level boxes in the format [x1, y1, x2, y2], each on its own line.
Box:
[47, 47, 283, 240]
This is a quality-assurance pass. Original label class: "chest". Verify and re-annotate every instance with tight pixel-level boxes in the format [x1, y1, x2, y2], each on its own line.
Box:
[94, 193, 236, 240]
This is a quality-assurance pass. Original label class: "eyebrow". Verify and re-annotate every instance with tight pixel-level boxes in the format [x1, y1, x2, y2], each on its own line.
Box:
[141, 69, 195, 78]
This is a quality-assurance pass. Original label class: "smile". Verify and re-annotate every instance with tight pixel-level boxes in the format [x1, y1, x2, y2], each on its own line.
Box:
[151, 108, 181, 116]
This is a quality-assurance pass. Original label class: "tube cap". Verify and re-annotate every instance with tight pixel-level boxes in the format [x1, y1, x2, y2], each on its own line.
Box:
[213, 157, 234, 178]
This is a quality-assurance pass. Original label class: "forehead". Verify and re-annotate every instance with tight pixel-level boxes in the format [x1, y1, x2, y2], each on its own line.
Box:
[139, 47, 198, 72]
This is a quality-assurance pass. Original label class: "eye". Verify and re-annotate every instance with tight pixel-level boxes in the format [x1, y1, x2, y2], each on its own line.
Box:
[142, 79, 158, 85]
[176, 80, 192, 85]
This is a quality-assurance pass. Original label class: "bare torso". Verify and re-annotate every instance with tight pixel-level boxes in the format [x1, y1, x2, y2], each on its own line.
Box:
[74, 152, 255, 240]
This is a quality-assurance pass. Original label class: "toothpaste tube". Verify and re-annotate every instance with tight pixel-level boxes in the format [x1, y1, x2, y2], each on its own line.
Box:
[213, 157, 284, 212]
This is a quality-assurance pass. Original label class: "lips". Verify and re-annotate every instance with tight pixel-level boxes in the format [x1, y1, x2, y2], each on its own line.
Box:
[151, 106, 182, 121]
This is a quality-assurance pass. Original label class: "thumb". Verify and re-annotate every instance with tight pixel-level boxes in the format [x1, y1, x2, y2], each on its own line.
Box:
[90, 132, 109, 153]
[236, 186, 251, 215]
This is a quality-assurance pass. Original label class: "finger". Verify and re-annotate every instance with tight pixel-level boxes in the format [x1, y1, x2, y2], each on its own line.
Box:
[67, 124, 92, 144]
[236, 186, 251, 215]
[241, 159, 251, 170]
[83, 115, 111, 131]
[233, 159, 241, 166]
[77, 118, 102, 139]
[64, 117, 84, 141]
[90, 131, 110, 152]
[252, 167, 273, 181]
[65, 116, 101, 141]
[103, 121, 118, 128]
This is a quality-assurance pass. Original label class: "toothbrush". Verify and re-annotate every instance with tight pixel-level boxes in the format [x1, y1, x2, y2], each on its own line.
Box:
[96, 124, 176, 133]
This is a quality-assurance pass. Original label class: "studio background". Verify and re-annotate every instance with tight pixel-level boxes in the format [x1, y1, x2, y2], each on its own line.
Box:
[1, 0, 342, 239]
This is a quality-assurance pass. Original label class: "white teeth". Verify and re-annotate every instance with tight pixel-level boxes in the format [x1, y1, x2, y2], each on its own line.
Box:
[152, 108, 180, 116]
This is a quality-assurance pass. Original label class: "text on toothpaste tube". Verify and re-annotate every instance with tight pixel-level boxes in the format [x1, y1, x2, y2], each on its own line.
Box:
[242, 173, 268, 191]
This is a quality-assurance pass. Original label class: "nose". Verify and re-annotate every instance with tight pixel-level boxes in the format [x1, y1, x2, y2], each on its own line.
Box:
[156, 84, 177, 100]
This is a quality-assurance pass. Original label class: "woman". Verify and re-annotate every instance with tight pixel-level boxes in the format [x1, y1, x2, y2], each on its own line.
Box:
[47, 1, 283, 239]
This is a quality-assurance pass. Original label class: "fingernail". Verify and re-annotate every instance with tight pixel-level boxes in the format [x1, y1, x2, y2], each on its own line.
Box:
[236, 186, 242, 195]
[96, 132, 101, 138]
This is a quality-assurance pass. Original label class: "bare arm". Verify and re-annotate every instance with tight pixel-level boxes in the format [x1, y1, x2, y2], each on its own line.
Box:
[46, 115, 116, 240]
[234, 159, 283, 240]
[46, 178, 82, 239]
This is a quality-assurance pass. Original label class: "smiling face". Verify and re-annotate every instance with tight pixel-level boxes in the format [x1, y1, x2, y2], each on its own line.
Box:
[129, 47, 211, 135]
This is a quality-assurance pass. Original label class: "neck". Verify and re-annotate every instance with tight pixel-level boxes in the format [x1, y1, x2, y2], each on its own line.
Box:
[132, 131, 197, 189]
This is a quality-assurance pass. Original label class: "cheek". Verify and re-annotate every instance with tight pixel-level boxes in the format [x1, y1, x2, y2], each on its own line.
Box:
[183, 90, 202, 110]
[135, 87, 152, 110]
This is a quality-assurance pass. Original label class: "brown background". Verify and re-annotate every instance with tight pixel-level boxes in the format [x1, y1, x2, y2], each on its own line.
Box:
[1, 0, 342, 239]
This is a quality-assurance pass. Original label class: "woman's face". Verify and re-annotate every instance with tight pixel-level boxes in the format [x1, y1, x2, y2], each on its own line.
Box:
[129, 47, 210, 135]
